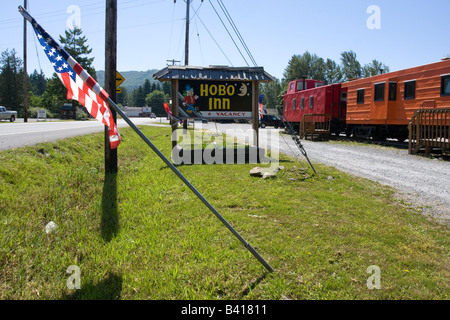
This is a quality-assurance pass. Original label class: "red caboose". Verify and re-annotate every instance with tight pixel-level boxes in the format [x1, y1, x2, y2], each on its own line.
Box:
[282, 79, 347, 137]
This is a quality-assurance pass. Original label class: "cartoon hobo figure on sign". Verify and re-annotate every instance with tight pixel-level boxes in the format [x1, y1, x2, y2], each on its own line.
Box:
[182, 84, 199, 114]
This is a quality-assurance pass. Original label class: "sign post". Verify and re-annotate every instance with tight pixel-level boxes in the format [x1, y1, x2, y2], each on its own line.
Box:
[154, 66, 276, 153]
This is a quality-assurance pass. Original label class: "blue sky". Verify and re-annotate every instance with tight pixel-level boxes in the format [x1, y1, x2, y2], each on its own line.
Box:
[1, 0, 449, 81]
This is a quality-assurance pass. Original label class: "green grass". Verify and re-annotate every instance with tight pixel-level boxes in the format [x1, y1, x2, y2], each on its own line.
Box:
[0, 126, 448, 300]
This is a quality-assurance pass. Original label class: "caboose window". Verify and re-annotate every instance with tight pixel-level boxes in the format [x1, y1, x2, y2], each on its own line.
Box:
[441, 75, 450, 96]
[389, 82, 397, 101]
[293, 98, 296, 110]
[357, 89, 364, 104]
[374, 82, 385, 101]
[300, 97, 305, 110]
[309, 96, 314, 109]
[404, 80, 416, 100]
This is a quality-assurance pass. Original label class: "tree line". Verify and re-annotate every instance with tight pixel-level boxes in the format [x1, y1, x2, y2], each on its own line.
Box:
[0, 27, 172, 119]
[2, 24, 445, 118]
[120, 79, 172, 116]
[260, 50, 391, 109]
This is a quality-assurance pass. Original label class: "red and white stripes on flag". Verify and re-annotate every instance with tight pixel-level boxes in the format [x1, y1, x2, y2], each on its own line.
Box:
[58, 69, 120, 149]
[23, 7, 121, 149]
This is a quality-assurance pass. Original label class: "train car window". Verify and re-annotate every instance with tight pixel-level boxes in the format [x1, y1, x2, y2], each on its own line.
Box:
[357, 89, 364, 104]
[293, 99, 296, 110]
[290, 83, 294, 92]
[300, 97, 305, 110]
[389, 82, 397, 101]
[441, 75, 450, 96]
[404, 80, 416, 100]
[284, 100, 287, 111]
[374, 83, 385, 101]
[315, 82, 324, 88]
[297, 82, 304, 91]
[309, 96, 314, 109]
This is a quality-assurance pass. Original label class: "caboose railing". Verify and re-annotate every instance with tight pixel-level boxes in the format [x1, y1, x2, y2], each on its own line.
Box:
[300, 114, 332, 140]
[408, 108, 450, 155]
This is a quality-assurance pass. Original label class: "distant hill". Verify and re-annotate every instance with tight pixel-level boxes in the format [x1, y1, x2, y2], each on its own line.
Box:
[96, 69, 161, 92]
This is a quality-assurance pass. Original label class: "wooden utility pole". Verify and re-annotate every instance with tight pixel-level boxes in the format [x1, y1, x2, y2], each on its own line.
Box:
[175, 0, 202, 130]
[182, 0, 190, 131]
[23, 0, 28, 122]
[185, 0, 190, 66]
[105, 0, 118, 173]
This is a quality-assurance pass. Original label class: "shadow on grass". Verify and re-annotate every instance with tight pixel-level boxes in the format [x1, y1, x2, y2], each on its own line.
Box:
[239, 272, 269, 298]
[62, 272, 123, 300]
[101, 172, 119, 242]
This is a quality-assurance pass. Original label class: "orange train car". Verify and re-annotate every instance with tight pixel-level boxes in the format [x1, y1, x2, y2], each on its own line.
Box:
[342, 58, 450, 141]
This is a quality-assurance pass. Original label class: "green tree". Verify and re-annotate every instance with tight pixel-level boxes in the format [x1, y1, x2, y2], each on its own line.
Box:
[260, 78, 283, 109]
[41, 74, 67, 116]
[282, 51, 326, 87]
[130, 86, 146, 107]
[362, 59, 390, 77]
[145, 90, 168, 116]
[28, 93, 44, 109]
[0, 49, 23, 111]
[117, 87, 128, 106]
[340, 51, 362, 81]
[162, 81, 171, 96]
[29, 69, 47, 96]
[324, 58, 342, 85]
[59, 26, 96, 78]
[143, 79, 152, 96]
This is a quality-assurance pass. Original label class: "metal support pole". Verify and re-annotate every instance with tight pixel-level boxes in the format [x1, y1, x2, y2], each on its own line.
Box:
[107, 97, 274, 273]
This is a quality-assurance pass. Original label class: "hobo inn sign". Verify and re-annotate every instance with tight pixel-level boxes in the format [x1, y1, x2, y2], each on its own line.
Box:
[154, 66, 276, 121]
[179, 80, 252, 119]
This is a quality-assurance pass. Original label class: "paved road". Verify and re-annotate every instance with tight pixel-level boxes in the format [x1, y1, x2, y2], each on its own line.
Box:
[0, 117, 170, 150]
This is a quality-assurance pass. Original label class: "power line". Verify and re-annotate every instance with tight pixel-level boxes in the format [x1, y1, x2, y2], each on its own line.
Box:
[194, 18, 205, 65]
[216, 0, 257, 67]
[190, 0, 205, 65]
[167, 1, 177, 58]
[194, 10, 233, 66]
[208, 0, 250, 67]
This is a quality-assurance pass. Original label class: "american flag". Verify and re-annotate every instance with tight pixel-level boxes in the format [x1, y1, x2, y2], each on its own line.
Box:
[23, 8, 120, 149]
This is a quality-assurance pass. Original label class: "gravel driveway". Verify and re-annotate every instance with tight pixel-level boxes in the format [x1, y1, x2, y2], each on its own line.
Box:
[199, 123, 450, 226]
[282, 134, 450, 226]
